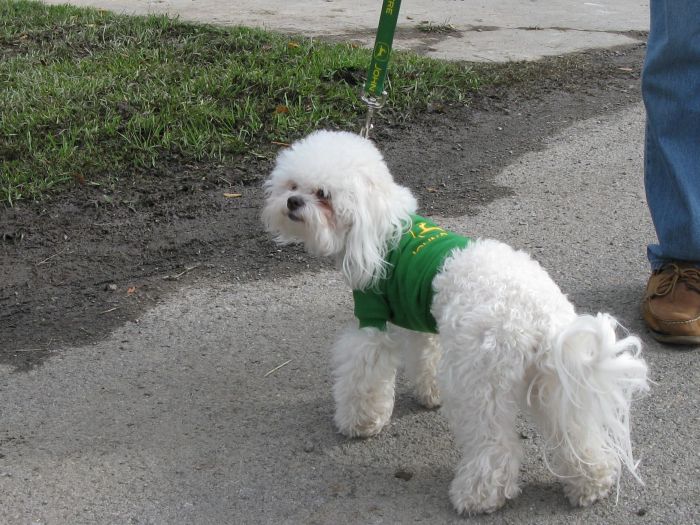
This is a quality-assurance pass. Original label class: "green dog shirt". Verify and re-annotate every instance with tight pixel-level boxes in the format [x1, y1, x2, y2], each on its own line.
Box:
[352, 215, 471, 333]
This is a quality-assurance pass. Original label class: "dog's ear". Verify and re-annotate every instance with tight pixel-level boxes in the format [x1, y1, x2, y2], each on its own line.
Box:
[340, 177, 417, 290]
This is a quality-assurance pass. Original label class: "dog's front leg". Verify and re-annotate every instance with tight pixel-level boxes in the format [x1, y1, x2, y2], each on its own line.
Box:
[400, 329, 441, 409]
[331, 327, 400, 438]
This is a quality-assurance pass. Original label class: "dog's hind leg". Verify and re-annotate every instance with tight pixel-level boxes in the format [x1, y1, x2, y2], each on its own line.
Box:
[525, 314, 648, 507]
[528, 397, 620, 507]
[331, 327, 401, 438]
[399, 329, 441, 409]
[437, 331, 525, 515]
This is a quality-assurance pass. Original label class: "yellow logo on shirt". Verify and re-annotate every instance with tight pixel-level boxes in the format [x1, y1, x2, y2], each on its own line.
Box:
[410, 222, 449, 255]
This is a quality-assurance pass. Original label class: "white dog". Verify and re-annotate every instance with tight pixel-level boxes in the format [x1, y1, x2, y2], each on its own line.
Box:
[262, 130, 649, 515]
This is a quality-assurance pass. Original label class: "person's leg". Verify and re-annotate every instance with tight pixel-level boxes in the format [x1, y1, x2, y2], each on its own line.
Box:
[640, 0, 700, 345]
[642, 0, 700, 268]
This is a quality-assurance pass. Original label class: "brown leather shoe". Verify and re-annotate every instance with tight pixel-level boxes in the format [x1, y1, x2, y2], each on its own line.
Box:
[642, 263, 700, 345]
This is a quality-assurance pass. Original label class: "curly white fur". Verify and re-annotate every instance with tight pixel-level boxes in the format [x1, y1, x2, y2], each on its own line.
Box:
[432, 240, 649, 512]
[262, 130, 650, 515]
[331, 327, 401, 437]
[262, 130, 417, 290]
[400, 329, 442, 409]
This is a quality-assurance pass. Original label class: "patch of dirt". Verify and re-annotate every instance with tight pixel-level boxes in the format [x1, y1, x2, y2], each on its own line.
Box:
[0, 43, 645, 371]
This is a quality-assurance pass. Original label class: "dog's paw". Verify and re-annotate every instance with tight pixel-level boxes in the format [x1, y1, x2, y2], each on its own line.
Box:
[449, 483, 514, 515]
[563, 468, 616, 507]
[564, 478, 613, 507]
[449, 463, 520, 515]
[334, 397, 393, 438]
[414, 383, 441, 409]
[334, 411, 390, 438]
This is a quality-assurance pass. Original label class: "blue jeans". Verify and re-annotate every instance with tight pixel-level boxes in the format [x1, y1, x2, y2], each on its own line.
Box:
[642, 0, 700, 270]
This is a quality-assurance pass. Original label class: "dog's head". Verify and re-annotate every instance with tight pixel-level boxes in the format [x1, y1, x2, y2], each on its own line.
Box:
[262, 130, 417, 289]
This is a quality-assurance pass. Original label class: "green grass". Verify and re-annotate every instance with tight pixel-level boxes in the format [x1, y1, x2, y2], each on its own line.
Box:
[416, 21, 458, 34]
[0, 0, 486, 204]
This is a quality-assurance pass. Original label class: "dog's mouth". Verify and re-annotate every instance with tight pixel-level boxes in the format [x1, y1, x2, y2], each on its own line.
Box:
[287, 211, 304, 223]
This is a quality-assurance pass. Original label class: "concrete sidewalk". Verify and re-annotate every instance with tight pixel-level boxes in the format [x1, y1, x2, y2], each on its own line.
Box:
[2, 104, 698, 524]
[43, 0, 648, 62]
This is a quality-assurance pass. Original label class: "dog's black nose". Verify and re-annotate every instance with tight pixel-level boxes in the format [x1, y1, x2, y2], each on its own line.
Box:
[287, 195, 304, 211]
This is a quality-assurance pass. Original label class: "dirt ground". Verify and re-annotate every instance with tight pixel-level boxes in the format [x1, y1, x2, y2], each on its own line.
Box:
[0, 42, 646, 371]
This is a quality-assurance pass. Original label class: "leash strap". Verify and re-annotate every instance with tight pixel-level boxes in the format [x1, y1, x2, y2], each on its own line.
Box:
[360, 0, 402, 138]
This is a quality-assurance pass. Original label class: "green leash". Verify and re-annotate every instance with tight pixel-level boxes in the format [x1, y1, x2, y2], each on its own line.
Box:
[360, 0, 402, 138]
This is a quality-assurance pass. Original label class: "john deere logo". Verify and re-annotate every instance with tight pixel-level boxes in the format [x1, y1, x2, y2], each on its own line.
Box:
[373, 42, 390, 62]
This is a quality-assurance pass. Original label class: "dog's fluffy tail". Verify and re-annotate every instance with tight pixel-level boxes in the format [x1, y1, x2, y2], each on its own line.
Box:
[530, 313, 649, 483]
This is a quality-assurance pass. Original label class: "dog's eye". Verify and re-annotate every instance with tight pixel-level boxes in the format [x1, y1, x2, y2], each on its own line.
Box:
[315, 189, 330, 200]
[289, 183, 298, 191]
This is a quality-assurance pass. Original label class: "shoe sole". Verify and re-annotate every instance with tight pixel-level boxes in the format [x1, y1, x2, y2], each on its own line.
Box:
[649, 330, 700, 346]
